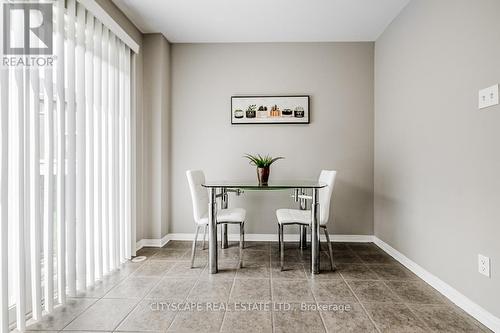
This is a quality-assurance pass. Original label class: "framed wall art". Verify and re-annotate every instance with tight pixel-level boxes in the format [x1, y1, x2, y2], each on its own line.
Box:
[231, 95, 310, 124]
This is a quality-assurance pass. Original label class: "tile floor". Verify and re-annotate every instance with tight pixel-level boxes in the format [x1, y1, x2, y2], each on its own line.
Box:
[25, 241, 491, 333]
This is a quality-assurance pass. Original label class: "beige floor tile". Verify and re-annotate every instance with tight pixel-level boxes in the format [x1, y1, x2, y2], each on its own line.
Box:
[310, 279, 356, 302]
[364, 303, 428, 333]
[221, 310, 272, 333]
[64, 298, 138, 331]
[165, 261, 206, 278]
[152, 249, 190, 260]
[242, 250, 270, 264]
[229, 278, 271, 302]
[167, 308, 225, 332]
[356, 252, 396, 264]
[368, 264, 418, 281]
[242, 241, 271, 252]
[200, 261, 238, 280]
[115, 299, 177, 332]
[163, 241, 192, 250]
[136, 247, 160, 257]
[347, 280, 401, 303]
[272, 279, 314, 302]
[235, 264, 270, 279]
[337, 263, 379, 280]
[332, 250, 363, 264]
[104, 276, 160, 299]
[186, 279, 233, 302]
[26, 298, 97, 331]
[319, 302, 377, 332]
[132, 260, 176, 277]
[385, 280, 444, 304]
[273, 305, 325, 333]
[409, 304, 488, 333]
[271, 262, 307, 280]
[145, 277, 197, 301]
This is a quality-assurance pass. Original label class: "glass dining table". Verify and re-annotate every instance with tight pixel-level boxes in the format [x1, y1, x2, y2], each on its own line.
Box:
[201, 180, 327, 274]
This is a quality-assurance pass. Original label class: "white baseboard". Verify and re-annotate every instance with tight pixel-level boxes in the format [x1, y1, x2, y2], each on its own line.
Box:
[373, 237, 500, 333]
[136, 233, 373, 250]
[136, 234, 169, 250]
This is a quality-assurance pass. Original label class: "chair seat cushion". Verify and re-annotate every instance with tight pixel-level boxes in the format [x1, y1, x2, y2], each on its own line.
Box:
[198, 208, 246, 225]
[276, 209, 326, 225]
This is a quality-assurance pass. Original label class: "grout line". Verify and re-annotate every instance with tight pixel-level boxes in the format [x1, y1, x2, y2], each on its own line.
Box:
[268, 242, 275, 333]
[218, 272, 237, 333]
[309, 276, 329, 333]
[111, 263, 165, 332]
[379, 279, 436, 332]
[59, 259, 148, 332]
[165, 256, 205, 332]
[340, 274, 382, 333]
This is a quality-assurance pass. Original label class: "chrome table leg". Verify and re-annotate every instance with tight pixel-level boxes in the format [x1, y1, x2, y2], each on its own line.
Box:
[208, 187, 218, 273]
[221, 189, 228, 249]
[311, 188, 320, 274]
[299, 189, 307, 250]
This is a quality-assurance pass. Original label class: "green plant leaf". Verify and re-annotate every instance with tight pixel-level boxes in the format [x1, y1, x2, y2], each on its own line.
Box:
[243, 153, 285, 167]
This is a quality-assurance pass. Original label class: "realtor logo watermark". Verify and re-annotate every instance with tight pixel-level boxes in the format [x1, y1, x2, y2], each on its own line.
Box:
[1, 1, 55, 67]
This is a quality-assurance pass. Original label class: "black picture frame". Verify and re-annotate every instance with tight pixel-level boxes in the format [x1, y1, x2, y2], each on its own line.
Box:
[231, 95, 310, 124]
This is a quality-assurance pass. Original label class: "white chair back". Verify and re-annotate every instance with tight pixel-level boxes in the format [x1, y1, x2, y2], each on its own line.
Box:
[186, 170, 208, 224]
[318, 170, 337, 224]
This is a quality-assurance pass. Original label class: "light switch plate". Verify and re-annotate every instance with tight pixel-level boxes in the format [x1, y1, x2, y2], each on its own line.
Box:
[478, 84, 499, 109]
[478, 254, 490, 277]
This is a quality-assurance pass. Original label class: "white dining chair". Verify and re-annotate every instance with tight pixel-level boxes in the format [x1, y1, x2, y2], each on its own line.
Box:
[276, 170, 337, 271]
[186, 170, 246, 268]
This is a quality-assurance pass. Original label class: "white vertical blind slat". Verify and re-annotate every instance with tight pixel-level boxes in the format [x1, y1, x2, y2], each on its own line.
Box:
[66, 0, 78, 297]
[93, 21, 103, 280]
[23, 64, 32, 328]
[124, 48, 131, 260]
[55, 0, 66, 305]
[75, 3, 87, 290]
[43, 48, 55, 313]
[11, 65, 27, 332]
[130, 53, 137, 257]
[29, 65, 42, 320]
[108, 34, 116, 270]
[118, 43, 125, 263]
[85, 12, 95, 285]
[101, 28, 110, 275]
[114, 39, 120, 267]
[0, 65, 9, 333]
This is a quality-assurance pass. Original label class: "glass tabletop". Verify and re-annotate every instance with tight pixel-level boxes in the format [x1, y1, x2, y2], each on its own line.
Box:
[201, 180, 327, 189]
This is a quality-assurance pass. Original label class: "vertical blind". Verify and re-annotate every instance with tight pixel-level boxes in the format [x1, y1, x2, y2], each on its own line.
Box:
[0, 0, 133, 331]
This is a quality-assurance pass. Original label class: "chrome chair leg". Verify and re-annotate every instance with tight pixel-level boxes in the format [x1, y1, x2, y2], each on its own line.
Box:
[323, 227, 335, 271]
[191, 225, 200, 268]
[239, 223, 244, 268]
[202, 225, 207, 250]
[280, 224, 285, 271]
[277, 224, 281, 255]
[299, 225, 307, 249]
[242, 223, 245, 249]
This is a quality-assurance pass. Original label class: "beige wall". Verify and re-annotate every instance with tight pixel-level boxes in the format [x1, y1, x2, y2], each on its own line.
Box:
[170, 42, 374, 235]
[375, 0, 500, 319]
[142, 34, 171, 239]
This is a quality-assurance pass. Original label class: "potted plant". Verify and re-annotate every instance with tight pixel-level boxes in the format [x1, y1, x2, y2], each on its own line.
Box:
[246, 104, 256, 118]
[243, 153, 284, 185]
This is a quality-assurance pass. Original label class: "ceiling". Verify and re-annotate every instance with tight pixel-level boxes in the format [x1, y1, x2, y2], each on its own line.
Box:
[112, 0, 410, 43]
